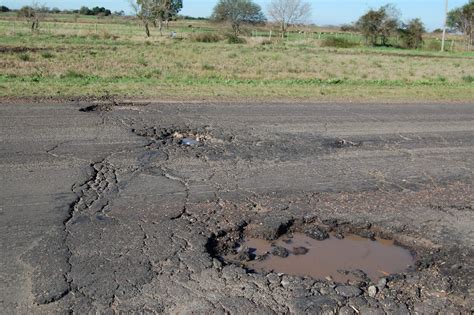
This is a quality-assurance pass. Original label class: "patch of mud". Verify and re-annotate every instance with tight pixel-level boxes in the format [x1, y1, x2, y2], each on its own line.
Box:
[226, 232, 414, 283]
[210, 217, 422, 285]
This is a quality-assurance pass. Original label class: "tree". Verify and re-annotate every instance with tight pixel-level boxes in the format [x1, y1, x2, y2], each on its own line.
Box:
[79, 6, 92, 15]
[18, 5, 43, 32]
[131, 0, 183, 37]
[211, 0, 266, 34]
[447, 0, 474, 49]
[400, 18, 425, 49]
[267, 0, 311, 37]
[356, 4, 400, 46]
[114, 10, 126, 17]
[0, 6, 11, 12]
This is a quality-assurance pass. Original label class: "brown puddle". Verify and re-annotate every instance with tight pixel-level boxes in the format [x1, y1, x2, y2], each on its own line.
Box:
[228, 233, 414, 283]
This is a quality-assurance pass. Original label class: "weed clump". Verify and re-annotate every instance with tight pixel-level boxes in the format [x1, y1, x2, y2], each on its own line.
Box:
[321, 37, 358, 48]
[61, 69, 86, 79]
[18, 52, 31, 61]
[41, 51, 54, 59]
[202, 64, 215, 70]
[462, 75, 474, 83]
[189, 33, 221, 43]
[225, 33, 246, 44]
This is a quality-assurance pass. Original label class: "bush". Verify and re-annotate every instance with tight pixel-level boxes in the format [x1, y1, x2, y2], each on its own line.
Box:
[400, 18, 425, 49]
[425, 40, 441, 51]
[189, 33, 221, 43]
[226, 33, 246, 44]
[18, 52, 31, 61]
[321, 37, 358, 48]
[340, 24, 357, 32]
[260, 39, 274, 45]
[462, 75, 474, 83]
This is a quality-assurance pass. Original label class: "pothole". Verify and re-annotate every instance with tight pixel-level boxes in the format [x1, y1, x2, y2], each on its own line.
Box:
[225, 232, 414, 283]
[211, 218, 418, 284]
[133, 126, 224, 146]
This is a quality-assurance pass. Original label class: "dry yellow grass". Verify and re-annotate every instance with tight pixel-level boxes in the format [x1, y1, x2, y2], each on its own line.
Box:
[0, 14, 473, 101]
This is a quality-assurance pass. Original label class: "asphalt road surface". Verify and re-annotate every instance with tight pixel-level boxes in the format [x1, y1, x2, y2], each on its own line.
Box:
[1, 102, 473, 314]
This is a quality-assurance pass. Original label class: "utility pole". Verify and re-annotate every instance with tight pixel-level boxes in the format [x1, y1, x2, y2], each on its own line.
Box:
[441, 0, 448, 51]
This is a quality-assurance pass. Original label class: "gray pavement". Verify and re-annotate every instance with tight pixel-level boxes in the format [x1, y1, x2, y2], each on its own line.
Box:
[0, 102, 473, 314]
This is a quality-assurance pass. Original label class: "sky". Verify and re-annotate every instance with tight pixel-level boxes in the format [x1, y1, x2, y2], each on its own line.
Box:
[0, 0, 468, 30]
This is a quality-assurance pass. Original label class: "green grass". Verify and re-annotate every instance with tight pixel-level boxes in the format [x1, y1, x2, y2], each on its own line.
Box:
[0, 13, 473, 102]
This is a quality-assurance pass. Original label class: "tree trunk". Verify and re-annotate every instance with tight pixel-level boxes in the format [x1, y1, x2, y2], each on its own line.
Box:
[145, 22, 150, 37]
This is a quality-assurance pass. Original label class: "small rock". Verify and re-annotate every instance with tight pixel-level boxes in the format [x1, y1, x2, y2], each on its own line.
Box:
[236, 248, 254, 261]
[305, 227, 330, 241]
[281, 279, 290, 288]
[266, 273, 280, 284]
[350, 269, 369, 281]
[358, 307, 385, 315]
[335, 233, 345, 239]
[335, 286, 362, 298]
[212, 258, 222, 269]
[450, 263, 462, 270]
[348, 296, 368, 310]
[180, 138, 199, 146]
[368, 285, 378, 298]
[377, 278, 387, 291]
[271, 245, 289, 257]
[359, 230, 376, 241]
[322, 218, 339, 228]
[246, 216, 293, 240]
[292, 247, 309, 255]
[338, 306, 357, 315]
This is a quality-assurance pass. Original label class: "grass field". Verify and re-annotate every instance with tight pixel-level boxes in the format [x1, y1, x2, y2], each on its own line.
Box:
[0, 13, 473, 102]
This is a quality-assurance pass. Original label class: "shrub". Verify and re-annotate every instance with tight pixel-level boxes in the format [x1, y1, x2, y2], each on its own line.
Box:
[18, 52, 31, 61]
[260, 39, 274, 45]
[226, 33, 246, 44]
[189, 33, 221, 43]
[321, 37, 357, 48]
[399, 18, 425, 49]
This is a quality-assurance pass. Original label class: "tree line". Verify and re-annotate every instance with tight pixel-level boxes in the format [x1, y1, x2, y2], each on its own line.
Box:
[1, 5, 124, 17]
[4, 0, 472, 50]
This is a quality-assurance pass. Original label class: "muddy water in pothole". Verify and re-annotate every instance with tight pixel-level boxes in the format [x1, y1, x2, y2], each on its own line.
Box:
[231, 233, 414, 283]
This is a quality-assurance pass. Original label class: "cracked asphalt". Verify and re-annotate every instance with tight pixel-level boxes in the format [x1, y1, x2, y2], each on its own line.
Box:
[1, 102, 473, 314]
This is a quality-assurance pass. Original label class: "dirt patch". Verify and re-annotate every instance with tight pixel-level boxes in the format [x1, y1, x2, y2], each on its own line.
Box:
[0, 46, 50, 53]
[79, 104, 113, 112]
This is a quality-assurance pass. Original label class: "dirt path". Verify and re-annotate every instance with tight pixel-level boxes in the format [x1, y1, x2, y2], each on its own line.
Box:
[1, 102, 473, 313]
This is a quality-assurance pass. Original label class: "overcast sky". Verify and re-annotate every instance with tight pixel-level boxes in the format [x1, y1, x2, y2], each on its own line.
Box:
[0, 0, 468, 30]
